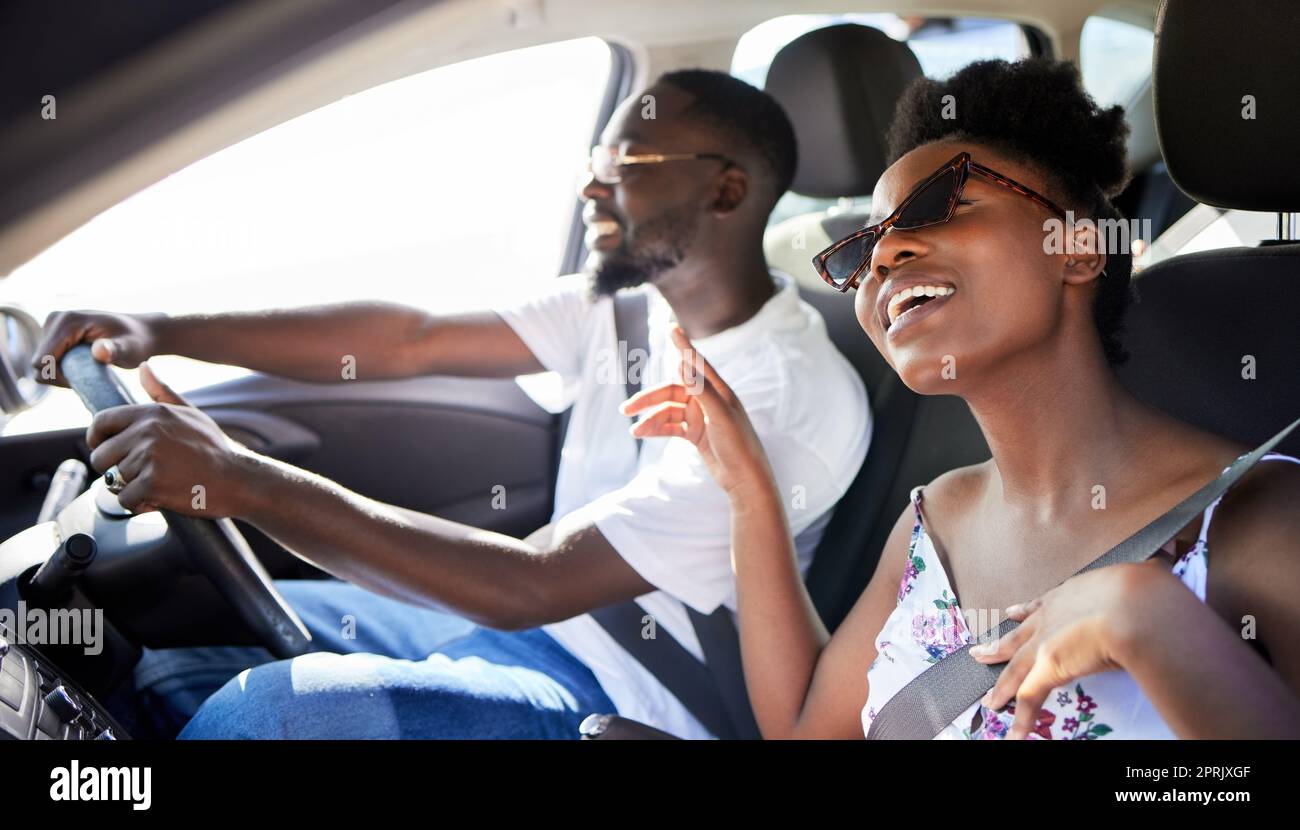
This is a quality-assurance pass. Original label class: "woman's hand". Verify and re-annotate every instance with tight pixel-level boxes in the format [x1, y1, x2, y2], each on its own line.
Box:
[619, 325, 775, 499]
[969, 561, 1175, 740]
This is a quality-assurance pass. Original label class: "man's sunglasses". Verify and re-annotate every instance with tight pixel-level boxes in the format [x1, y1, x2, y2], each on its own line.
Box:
[812, 151, 1068, 292]
[584, 145, 735, 185]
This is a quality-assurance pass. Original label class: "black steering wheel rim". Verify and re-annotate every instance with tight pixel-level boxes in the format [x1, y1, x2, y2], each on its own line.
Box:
[60, 344, 311, 659]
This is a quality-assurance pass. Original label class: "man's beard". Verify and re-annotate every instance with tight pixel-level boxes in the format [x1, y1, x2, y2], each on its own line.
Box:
[586, 205, 697, 299]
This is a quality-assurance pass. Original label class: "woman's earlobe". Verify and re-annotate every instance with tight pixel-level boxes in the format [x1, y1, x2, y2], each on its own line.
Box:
[1062, 224, 1107, 285]
[1062, 256, 1107, 285]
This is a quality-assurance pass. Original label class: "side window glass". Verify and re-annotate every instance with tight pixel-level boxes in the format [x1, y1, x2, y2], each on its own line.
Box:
[4, 37, 613, 433]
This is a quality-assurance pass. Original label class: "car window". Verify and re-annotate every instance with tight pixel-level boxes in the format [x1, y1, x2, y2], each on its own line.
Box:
[1142, 206, 1280, 267]
[1080, 15, 1155, 108]
[2, 37, 611, 431]
[732, 14, 1031, 226]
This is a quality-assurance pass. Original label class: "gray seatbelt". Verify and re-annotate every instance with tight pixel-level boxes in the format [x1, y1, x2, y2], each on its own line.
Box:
[587, 600, 737, 738]
[611, 290, 650, 457]
[588, 290, 762, 739]
[868, 414, 1300, 739]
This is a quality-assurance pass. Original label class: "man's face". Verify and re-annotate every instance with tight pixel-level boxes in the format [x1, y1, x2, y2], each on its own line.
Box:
[579, 84, 726, 297]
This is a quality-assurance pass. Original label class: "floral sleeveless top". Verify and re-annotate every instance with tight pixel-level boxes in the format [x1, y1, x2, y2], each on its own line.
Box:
[862, 454, 1300, 740]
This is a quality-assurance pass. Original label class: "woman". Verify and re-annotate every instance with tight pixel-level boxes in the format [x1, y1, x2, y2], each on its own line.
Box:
[620, 59, 1300, 739]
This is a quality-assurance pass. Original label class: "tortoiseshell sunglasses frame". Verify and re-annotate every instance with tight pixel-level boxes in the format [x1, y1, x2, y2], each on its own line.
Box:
[812, 151, 1069, 292]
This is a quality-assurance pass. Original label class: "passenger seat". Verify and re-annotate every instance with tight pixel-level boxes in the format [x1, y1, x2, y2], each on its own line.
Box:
[762, 25, 989, 630]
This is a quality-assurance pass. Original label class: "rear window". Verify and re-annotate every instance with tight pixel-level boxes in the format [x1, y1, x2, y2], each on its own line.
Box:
[1080, 15, 1155, 108]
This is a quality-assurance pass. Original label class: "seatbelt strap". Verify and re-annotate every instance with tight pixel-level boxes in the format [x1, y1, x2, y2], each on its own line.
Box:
[867, 414, 1300, 739]
[588, 600, 738, 738]
[611, 290, 650, 458]
[685, 604, 763, 739]
[589, 290, 762, 739]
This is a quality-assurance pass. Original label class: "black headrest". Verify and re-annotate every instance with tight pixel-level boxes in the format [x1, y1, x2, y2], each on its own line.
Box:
[1154, 0, 1300, 210]
[765, 24, 922, 198]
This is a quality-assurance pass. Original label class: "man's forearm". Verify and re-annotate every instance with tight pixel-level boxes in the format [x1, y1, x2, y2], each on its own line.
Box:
[230, 450, 552, 628]
[155, 303, 439, 382]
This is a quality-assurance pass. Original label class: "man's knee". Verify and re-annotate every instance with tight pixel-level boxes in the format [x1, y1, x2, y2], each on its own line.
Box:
[181, 652, 437, 739]
[178, 656, 314, 739]
[179, 650, 588, 739]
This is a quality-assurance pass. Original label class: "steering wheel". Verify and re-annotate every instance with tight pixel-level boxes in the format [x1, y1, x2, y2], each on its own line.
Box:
[60, 344, 312, 659]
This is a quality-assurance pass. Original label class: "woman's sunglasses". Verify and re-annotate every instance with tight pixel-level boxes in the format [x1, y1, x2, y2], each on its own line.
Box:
[812, 152, 1068, 292]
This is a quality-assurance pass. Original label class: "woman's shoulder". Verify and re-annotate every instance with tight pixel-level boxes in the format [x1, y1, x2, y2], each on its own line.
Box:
[1196, 436, 1300, 659]
[878, 463, 990, 576]
[1159, 415, 1300, 598]
[1207, 448, 1300, 545]
[1152, 415, 1297, 511]
[917, 461, 994, 516]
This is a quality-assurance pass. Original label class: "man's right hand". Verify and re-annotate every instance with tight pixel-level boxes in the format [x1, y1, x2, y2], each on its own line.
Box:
[33, 310, 167, 387]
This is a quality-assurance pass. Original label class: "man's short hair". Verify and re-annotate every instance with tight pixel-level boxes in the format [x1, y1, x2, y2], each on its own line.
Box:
[656, 69, 799, 204]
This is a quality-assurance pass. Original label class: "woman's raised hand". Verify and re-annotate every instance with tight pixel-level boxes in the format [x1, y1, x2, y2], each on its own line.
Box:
[619, 325, 775, 499]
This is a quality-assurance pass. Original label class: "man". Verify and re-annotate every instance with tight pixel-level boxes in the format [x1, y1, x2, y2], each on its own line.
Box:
[36, 69, 870, 739]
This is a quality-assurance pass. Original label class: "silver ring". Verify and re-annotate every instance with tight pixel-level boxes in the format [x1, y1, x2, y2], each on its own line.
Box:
[104, 465, 128, 494]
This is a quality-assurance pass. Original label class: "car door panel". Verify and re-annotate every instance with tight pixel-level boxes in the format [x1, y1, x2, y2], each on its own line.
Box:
[0, 372, 560, 577]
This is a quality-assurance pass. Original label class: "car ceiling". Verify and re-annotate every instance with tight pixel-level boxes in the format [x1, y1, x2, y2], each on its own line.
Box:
[0, 0, 1159, 278]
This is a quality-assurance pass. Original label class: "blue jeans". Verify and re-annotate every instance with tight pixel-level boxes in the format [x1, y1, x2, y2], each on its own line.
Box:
[122, 580, 616, 740]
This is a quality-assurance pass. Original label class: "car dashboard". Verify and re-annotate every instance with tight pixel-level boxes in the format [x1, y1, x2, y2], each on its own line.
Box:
[0, 633, 125, 740]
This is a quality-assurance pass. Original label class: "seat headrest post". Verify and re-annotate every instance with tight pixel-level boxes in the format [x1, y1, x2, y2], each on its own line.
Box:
[1278, 212, 1298, 242]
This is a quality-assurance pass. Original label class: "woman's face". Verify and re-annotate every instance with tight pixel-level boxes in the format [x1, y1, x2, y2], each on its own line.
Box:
[853, 141, 1089, 395]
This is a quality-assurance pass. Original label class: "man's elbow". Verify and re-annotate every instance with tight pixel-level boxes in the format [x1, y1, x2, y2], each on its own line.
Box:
[472, 572, 569, 632]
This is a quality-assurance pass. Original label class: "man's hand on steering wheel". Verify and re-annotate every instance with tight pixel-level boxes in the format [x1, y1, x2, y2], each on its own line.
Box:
[59, 344, 311, 657]
[85, 363, 254, 518]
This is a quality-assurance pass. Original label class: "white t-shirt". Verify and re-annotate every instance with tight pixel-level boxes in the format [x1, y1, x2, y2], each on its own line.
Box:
[492, 270, 870, 738]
